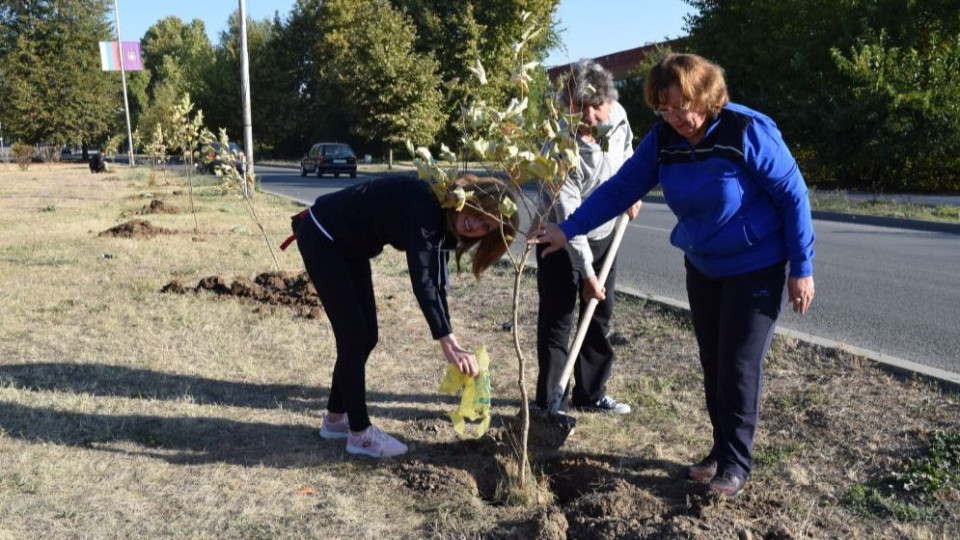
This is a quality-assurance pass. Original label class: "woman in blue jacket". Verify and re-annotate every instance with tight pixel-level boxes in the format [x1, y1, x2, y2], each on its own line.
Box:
[534, 53, 816, 497]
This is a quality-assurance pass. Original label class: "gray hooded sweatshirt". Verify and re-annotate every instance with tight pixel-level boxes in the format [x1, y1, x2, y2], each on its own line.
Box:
[543, 100, 634, 278]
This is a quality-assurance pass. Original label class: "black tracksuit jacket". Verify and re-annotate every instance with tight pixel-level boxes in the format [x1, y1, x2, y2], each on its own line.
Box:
[306, 176, 458, 339]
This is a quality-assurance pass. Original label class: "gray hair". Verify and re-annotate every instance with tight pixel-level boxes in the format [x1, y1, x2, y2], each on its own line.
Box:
[559, 59, 618, 108]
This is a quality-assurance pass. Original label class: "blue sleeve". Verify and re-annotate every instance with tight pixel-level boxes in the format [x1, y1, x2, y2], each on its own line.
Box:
[559, 128, 660, 240]
[744, 118, 816, 278]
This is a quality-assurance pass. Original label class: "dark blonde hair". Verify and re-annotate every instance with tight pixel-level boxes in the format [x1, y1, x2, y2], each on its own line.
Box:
[644, 53, 729, 118]
[445, 174, 519, 279]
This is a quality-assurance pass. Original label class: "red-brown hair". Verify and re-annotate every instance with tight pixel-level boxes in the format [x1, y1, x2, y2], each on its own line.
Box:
[645, 53, 730, 118]
[445, 174, 519, 278]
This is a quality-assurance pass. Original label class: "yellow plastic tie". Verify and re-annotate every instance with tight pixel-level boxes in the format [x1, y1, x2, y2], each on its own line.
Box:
[438, 345, 492, 436]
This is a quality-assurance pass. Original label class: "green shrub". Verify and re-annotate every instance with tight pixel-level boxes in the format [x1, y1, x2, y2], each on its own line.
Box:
[11, 143, 33, 171]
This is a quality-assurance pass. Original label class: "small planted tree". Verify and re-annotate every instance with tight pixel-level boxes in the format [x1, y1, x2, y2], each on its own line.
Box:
[12, 143, 34, 171]
[170, 93, 211, 232]
[103, 134, 123, 164]
[168, 93, 278, 267]
[411, 12, 588, 496]
[145, 123, 168, 172]
[143, 123, 169, 187]
[203, 128, 280, 270]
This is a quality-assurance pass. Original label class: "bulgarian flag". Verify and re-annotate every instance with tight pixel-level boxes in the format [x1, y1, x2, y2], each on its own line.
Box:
[99, 41, 144, 71]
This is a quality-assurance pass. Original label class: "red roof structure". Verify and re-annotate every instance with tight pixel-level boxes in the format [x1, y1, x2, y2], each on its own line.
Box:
[547, 39, 685, 81]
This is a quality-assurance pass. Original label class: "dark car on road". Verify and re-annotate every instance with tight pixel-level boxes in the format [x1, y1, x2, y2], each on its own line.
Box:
[200, 141, 245, 175]
[300, 142, 357, 178]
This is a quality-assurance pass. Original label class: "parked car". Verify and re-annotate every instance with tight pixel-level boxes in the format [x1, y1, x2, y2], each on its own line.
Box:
[200, 141, 245, 175]
[300, 142, 357, 178]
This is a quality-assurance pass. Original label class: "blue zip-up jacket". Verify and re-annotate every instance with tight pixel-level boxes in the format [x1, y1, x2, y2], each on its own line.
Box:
[559, 103, 815, 278]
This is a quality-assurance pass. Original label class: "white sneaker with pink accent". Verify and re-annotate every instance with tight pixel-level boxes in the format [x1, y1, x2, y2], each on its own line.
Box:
[319, 413, 349, 440]
[346, 425, 408, 458]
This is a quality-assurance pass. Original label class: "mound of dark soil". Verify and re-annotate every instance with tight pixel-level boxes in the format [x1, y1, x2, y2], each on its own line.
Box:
[160, 271, 323, 318]
[138, 200, 180, 214]
[98, 219, 174, 238]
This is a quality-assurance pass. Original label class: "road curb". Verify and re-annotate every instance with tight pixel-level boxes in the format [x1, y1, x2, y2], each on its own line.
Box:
[616, 284, 960, 392]
[809, 210, 960, 235]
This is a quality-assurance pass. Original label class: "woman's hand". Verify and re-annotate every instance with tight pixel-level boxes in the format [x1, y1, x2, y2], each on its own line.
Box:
[528, 221, 569, 256]
[787, 276, 815, 314]
[439, 334, 478, 377]
[627, 201, 643, 220]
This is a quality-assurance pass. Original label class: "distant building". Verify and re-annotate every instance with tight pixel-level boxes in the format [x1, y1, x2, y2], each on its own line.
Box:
[547, 39, 684, 82]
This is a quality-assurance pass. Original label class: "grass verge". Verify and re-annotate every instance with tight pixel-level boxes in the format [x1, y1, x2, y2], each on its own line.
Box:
[0, 164, 957, 539]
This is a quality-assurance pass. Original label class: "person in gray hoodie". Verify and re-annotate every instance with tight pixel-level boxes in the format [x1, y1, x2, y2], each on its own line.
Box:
[535, 60, 642, 413]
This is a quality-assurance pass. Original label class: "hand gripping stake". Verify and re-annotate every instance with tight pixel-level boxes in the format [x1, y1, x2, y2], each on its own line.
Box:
[546, 213, 630, 415]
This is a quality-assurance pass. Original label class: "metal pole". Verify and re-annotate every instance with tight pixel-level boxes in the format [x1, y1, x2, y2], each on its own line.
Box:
[0, 120, 5, 163]
[113, 1, 135, 166]
[238, 0, 255, 196]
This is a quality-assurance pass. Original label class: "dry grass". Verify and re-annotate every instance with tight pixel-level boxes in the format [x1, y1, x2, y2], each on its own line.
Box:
[0, 163, 958, 539]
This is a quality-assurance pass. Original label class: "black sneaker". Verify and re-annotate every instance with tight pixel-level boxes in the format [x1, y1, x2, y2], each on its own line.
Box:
[573, 395, 631, 414]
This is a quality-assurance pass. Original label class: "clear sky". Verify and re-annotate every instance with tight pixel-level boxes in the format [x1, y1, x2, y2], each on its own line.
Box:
[118, 0, 695, 67]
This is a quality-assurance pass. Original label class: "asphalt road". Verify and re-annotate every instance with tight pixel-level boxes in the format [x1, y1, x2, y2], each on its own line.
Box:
[258, 165, 960, 375]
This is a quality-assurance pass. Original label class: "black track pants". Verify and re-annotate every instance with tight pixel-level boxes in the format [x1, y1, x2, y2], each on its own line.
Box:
[297, 218, 378, 432]
[535, 233, 617, 408]
[685, 258, 785, 479]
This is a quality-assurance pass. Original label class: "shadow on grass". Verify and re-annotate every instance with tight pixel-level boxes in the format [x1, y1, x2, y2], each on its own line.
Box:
[0, 362, 520, 413]
[0, 362, 529, 468]
[0, 400, 334, 467]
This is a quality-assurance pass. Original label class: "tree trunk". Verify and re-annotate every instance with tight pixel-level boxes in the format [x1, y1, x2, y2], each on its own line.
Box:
[388, 147, 393, 170]
[511, 245, 535, 489]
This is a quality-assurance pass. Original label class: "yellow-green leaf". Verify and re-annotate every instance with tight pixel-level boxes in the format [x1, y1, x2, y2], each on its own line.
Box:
[440, 143, 456, 162]
[442, 185, 467, 211]
[524, 155, 559, 182]
[415, 146, 433, 163]
[467, 59, 487, 85]
[469, 138, 490, 159]
[498, 197, 518, 219]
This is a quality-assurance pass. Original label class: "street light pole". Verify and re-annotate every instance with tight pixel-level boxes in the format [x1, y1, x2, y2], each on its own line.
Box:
[113, 0, 135, 166]
[238, 0, 255, 196]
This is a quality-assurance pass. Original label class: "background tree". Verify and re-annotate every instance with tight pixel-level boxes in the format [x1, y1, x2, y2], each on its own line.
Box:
[246, 13, 309, 158]
[317, 0, 445, 165]
[140, 17, 214, 108]
[137, 17, 214, 142]
[202, 12, 274, 156]
[614, 45, 678, 145]
[136, 58, 185, 145]
[390, 0, 561, 147]
[0, 0, 119, 152]
[265, 0, 326, 157]
[683, 0, 960, 191]
[827, 3, 960, 191]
